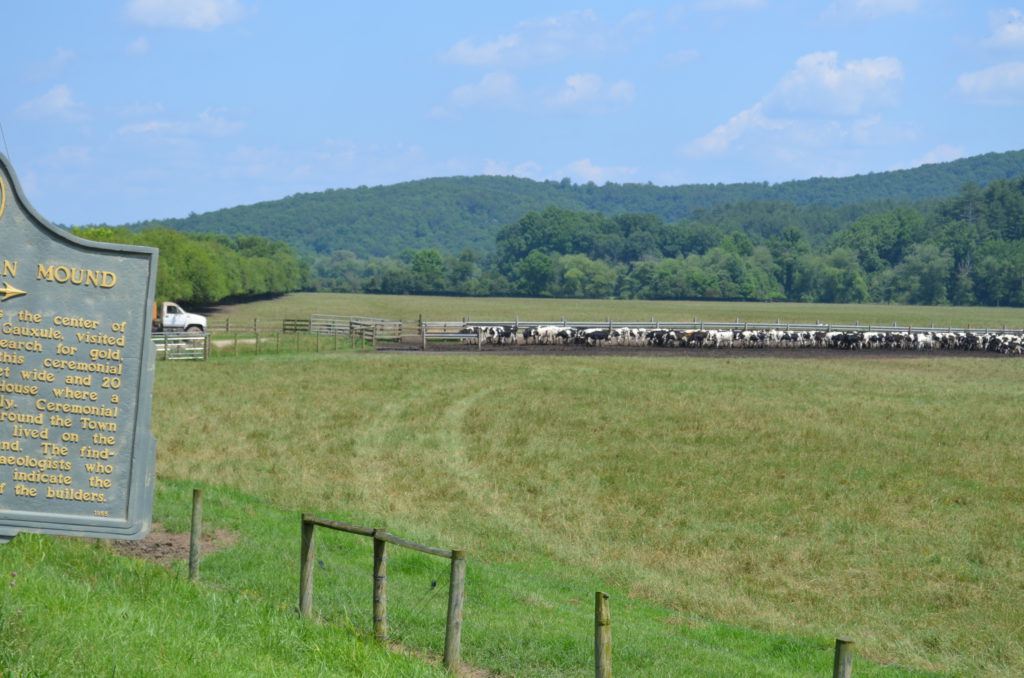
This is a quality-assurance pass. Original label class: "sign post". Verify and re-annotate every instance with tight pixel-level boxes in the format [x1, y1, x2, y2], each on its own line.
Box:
[0, 153, 157, 543]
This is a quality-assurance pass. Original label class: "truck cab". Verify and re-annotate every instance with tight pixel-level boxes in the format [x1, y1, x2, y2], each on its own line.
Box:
[154, 301, 207, 333]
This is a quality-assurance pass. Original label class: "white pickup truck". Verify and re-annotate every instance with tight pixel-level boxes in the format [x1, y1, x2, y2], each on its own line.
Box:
[152, 301, 207, 333]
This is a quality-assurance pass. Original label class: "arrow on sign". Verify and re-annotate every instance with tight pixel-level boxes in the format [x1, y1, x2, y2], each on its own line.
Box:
[0, 283, 26, 301]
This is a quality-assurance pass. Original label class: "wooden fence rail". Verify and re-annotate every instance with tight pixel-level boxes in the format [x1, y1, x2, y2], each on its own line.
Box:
[299, 513, 466, 672]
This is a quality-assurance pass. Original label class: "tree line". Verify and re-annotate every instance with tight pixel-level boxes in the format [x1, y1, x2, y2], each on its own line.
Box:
[71, 226, 310, 306]
[312, 176, 1024, 307]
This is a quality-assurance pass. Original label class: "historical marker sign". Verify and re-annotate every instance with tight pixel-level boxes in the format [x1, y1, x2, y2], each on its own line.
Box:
[0, 154, 157, 543]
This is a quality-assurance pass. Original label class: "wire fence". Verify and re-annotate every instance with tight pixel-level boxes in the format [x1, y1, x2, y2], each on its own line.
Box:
[287, 517, 937, 678]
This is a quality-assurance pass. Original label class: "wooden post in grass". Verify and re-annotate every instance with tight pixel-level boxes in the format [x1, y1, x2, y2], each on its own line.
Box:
[832, 638, 854, 678]
[595, 591, 612, 678]
[255, 331, 260, 355]
[373, 532, 388, 641]
[188, 489, 203, 581]
[477, 327, 482, 351]
[443, 549, 467, 672]
[299, 515, 316, 617]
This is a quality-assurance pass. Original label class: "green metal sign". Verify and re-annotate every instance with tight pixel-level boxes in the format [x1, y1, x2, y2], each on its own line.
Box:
[0, 154, 158, 543]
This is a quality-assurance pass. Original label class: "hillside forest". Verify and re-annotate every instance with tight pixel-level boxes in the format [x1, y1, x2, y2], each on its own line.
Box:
[314, 177, 1024, 308]
[74, 150, 1024, 308]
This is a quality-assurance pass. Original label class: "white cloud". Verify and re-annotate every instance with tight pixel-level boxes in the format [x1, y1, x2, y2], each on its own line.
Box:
[548, 74, 635, 110]
[448, 72, 521, 108]
[125, 0, 245, 30]
[956, 62, 1024, 102]
[444, 34, 522, 67]
[983, 8, 1024, 49]
[443, 71, 633, 114]
[441, 9, 646, 67]
[126, 37, 150, 56]
[117, 108, 243, 136]
[685, 51, 903, 156]
[18, 85, 85, 121]
[686, 103, 786, 154]
[908, 145, 967, 167]
[766, 51, 903, 116]
[562, 158, 637, 184]
[823, 0, 921, 20]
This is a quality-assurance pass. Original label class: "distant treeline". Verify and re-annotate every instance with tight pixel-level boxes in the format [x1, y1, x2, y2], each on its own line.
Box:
[71, 226, 309, 305]
[312, 177, 1024, 307]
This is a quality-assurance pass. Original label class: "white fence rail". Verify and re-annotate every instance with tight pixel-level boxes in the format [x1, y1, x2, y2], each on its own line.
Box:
[152, 332, 209, 360]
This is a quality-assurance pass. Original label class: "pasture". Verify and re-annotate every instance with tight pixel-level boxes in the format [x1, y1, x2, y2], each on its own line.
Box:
[150, 316, 1023, 676]
[205, 292, 1024, 331]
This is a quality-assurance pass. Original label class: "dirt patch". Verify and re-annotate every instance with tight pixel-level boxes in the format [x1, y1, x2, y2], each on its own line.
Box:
[109, 522, 238, 568]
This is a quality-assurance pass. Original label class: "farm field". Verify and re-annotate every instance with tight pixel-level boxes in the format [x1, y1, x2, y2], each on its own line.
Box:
[205, 292, 1024, 331]
[5, 294, 1022, 676]
[152, 296, 1023, 677]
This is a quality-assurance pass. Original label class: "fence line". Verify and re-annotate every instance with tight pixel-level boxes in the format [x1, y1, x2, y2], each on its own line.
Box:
[177, 489, 942, 677]
[152, 331, 209, 360]
[424, 317, 1024, 336]
[299, 513, 466, 673]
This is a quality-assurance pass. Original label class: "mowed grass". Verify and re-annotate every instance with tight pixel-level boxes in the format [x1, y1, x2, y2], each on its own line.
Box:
[205, 291, 1024, 330]
[151, 347, 1024, 677]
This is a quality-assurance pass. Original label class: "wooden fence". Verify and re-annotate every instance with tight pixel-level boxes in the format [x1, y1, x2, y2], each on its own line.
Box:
[299, 514, 466, 672]
[172, 487, 868, 676]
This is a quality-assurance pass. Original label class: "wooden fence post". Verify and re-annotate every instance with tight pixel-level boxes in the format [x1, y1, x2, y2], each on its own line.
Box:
[299, 515, 315, 617]
[373, 532, 388, 642]
[833, 638, 854, 678]
[255, 331, 260, 356]
[188, 489, 203, 581]
[595, 591, 612, 678]
[443, 549, 467, 672]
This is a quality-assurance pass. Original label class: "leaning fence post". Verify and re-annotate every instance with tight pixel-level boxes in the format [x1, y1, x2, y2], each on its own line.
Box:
[299, 515, 316, 617]
[595, 591, 612, 678]
[373, 531, 388, 642]
[188, 489, 203, 581]
[832, 638, 854, 678]
[443, 549, 467, 672]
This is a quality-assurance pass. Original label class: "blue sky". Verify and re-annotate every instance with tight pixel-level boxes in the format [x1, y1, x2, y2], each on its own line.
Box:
[2, 0, 1023, 226]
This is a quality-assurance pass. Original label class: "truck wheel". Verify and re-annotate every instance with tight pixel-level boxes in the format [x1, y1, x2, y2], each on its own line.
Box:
[185, 325, 204, 333]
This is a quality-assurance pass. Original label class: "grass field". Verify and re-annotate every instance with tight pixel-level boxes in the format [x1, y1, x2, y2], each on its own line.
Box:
[204, 292, 1024, 331]
[4, 293, 1023, 676]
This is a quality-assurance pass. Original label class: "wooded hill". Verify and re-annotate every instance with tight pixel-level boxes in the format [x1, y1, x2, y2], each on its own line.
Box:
[113, 149, 1024, 258]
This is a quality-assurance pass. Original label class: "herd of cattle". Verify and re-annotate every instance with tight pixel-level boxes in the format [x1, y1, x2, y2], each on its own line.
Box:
[458, 324, 1024, 355]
